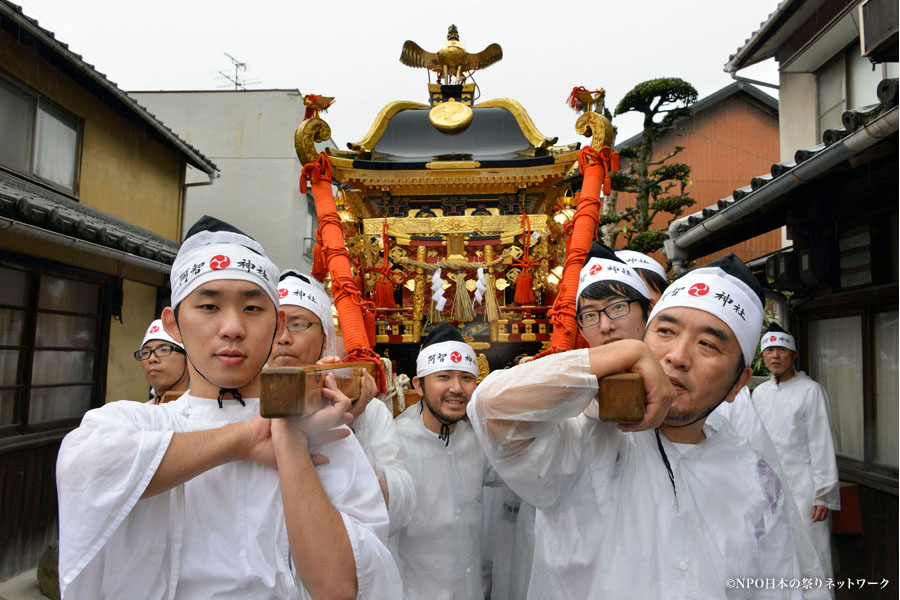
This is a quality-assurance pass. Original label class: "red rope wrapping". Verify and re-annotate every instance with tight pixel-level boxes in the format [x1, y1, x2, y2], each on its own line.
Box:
[535, 145, 616, 359]
[302, 152, 386, 391]
[374, 217, 398, 308]
[513, 211, 536, 305]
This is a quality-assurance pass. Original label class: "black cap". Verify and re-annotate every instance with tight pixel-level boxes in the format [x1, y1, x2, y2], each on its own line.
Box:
[182, 215, 263, 255]
[421, 322, 465, 350]
[279, 269, 313, 284]
[583, 241, 627, 267]
[764, 322, 789, 335]
[695, 253, 765, 306]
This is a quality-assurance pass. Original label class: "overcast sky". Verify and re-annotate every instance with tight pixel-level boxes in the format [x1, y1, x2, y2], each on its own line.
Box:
[21, 0, 781, 147]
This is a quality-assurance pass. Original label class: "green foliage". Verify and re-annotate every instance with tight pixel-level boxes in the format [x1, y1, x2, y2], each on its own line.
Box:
[602, 77, 698, 253]
[614, 78, 699, 117]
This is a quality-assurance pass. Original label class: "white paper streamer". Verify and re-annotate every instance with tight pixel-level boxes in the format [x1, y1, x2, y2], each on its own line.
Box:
[431, 267, 447, 311]
[473, 267, 486, 306]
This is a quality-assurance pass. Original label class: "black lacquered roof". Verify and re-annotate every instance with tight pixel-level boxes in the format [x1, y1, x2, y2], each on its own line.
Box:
[358, 107, 551, 169]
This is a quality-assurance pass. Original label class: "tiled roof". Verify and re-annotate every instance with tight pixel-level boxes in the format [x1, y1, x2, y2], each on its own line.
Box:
[664, 78, 899, 259]
[0, 170, 179, 267]
[0, 0, 218, 176]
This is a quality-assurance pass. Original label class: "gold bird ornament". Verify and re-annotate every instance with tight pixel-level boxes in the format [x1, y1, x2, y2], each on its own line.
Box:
[400, 24, 502, 84]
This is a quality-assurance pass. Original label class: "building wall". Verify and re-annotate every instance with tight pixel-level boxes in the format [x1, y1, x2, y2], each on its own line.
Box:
[132, 90, 311, 272]
[107, 280, 161, 404]
[1, 29, 188, 406]
[616, 92, 781, 268]
[778, 72, 819, 161]
[0, 30, 185, 242]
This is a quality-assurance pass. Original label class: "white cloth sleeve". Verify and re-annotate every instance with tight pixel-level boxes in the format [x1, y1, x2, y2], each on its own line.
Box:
[56, 402, 175, 597]
[312, 430, 403, 598]
[467, 349, 617, 510]
[806, 384, 841, 510]
[352, 400, 418, 536]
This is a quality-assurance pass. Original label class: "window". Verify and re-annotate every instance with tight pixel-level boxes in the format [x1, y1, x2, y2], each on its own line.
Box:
[304, 197, 318, 259]
[0, 74, 81, 193]
[808, 316, 864, 460]
[0, 259, 107, 436]
[804, 301, 899, 488]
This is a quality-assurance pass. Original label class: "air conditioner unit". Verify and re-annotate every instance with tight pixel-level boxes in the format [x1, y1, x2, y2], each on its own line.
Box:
[860, 0, 899, 62]
[765, 250, 805, 291]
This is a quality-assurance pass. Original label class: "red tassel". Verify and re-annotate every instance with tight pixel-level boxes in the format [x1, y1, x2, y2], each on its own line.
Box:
[375, 278, 396, 308]
[514, 271, 535, 305]
[312, 243, 328, 282]
[364, 308, 376, 347]
[567, 86, 589, 113]
[611, 151, 620, 173]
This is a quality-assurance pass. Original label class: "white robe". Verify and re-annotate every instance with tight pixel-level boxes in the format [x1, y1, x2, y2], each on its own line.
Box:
[481, 484, 534, 600]
[352, 398, 417, 537]
[468, 350, 804, 600]
[751, 373, 840, 579]
[391, 403, 501, 600]
[56, 393, 402, 599]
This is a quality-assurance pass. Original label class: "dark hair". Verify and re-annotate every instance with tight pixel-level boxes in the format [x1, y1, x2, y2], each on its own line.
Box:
[634, 268, 668, 296]
[578, 280, 651, 320]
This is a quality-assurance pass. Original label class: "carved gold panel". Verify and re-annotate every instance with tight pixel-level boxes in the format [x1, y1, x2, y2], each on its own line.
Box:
[362, 215, 547, 236]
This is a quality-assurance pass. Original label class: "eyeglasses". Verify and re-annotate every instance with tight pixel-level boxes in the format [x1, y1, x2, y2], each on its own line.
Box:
[286, 319, 322, 333]
[134, 345, 185, 361]
[575, 299, 640, 328]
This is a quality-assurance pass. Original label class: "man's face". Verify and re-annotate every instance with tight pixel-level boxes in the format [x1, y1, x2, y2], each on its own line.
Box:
[413, 370, 477, 424]
[164, 280, 282, 393]
[578, 295, 646, 347]
[139, 340, 186, 395]
[762, 346, 796, 377]
[270, 305, 326, 367]
[644, 307, 748, 426]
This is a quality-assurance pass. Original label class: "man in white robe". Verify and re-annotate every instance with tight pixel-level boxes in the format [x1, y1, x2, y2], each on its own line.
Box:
[57, 216, 401, 599]
[485, 242, 655, 600]
[392, 322, 501, 600]
[753, 323, 840, 580]
[136, 318, 188, 403]
[272, 269, 416, 537]
[469, 254, 816, 599]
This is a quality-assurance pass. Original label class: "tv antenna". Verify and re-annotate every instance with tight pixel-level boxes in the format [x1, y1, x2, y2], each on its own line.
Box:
[217, 53, 261, 90]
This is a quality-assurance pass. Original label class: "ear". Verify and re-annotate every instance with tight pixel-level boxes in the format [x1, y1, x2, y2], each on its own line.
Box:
[412, 376, 424, 397]
[274, 308, 286, 340]
[161, 307, 182, 344]
[724, 366, 752, 403]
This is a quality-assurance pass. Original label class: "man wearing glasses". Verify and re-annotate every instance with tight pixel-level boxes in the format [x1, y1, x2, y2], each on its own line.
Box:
[135, 318, 188, 403]
[270, 270, 331, 366]
[575, 243, 653, 348]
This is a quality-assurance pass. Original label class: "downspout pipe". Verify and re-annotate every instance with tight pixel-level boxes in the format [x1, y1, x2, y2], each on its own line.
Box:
[0, 217, 173, 275]
[665, 106, 898, 272]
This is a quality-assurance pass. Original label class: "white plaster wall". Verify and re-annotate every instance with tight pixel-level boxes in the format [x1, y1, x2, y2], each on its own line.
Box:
[131, 90, 312, 272]
[777, 72, 818, 163]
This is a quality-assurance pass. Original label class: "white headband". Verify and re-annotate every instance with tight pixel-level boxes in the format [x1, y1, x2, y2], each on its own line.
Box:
[647, 265, 763, 365]
[760, 331, 796, 352]
[577, 257, 651, 301]
[615, 250, 668, 281]
[170, 235, 279, 308]
[140, 319, 183, 350]
[278, 272, 337, 358]
[416, 340, 478, 378]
